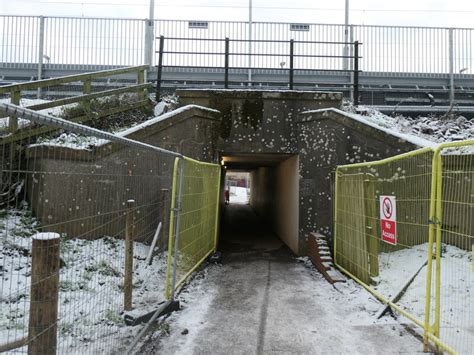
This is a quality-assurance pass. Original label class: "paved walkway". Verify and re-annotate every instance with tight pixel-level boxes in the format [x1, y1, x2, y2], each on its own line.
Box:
[148, 204, 424, 354]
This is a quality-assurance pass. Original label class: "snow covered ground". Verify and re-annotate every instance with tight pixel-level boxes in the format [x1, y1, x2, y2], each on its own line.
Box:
[141, 255, 424, 354]
[373, 243, 473, 354]
[342, 101, 474, 146]
[0, 206, 168, 353]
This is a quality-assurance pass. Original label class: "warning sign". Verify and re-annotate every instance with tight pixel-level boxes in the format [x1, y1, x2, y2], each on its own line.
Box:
[380, 195, 397, 245]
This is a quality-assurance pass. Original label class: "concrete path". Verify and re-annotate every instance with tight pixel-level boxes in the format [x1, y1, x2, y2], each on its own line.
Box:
[147, 204, 425, 354]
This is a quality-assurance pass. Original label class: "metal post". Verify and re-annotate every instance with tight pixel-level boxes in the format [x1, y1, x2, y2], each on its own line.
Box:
[353, 40, 359, 106]
[124, 199, 135, 311]
[289, 39, 294, 90]
[449, 28, 455, 107]
[28, 233, 60, 355]
[170, 158, 185, 300]
[224, 37, 230, 89]
[349, 25, 354, 101]
[248, 0, 252, 86]
[343, 0, 349, 70]
[144, 1, 155, 68]
[155, 35, 164, 101]
[37, 16, 45, 99]
[159, 188, 170, 251]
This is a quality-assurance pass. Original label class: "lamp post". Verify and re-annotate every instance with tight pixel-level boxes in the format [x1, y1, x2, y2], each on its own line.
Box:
[343, 0, 349, 70]
[248, 0, 253, 86]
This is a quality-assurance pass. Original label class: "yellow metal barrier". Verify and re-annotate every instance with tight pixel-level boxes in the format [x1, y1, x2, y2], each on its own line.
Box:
[165, 157, 221, 299]
[334, 140, 474, 355]
[431, 140, 474, 354]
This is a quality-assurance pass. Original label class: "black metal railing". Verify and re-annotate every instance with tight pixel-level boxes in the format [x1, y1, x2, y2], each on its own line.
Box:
[155, 36, 361, 105]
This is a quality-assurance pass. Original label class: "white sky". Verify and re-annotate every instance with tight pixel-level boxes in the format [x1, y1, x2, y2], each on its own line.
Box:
[1, 0, 474, 28]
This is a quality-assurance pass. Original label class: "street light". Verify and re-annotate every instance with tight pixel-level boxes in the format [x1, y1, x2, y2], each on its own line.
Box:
[343, 0, 349, 70]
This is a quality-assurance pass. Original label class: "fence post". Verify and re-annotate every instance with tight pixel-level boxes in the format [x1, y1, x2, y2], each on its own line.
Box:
[137, 68, 147, 101]
[159, 189, 170, 251]
[83, 79, 92, 113]
[124, 199, 135, 311]
[224, 38, 230, 89]
[37, 16, 45, 99]
[448, 28, 455, 107]
[9, 90, 20, 133]
[155, 35, 165, 102]
[28, 233, 60, 355]
[289, 39, 294, 90]
[349, 25, 355, 101]
[353, 40, 360, 107]
[170, 158, 185, 300]
[364, 176, 379, 279]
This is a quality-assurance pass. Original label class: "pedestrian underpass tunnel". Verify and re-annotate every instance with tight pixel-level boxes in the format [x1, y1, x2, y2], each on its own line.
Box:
[220, 153, 299, 255]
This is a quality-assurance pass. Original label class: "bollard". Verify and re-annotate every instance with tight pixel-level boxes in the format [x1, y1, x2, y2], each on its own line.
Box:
[28, 233, 61, 355]
[124, 199, 135, 311]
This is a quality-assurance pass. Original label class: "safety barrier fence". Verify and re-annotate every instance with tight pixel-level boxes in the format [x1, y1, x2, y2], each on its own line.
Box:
[154, 36, 361, 102]
[1, 15, 474, 76]
[334, 141, 474, 354]
[0, 102, 220, 353]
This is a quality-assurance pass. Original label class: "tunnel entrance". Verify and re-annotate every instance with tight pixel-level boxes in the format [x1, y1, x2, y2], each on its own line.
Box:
[219, 153, 299, 255]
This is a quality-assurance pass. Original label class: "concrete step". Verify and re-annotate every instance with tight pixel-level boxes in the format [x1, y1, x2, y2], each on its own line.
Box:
[326, 268, 346, 283]
[322, 261, 334, 269]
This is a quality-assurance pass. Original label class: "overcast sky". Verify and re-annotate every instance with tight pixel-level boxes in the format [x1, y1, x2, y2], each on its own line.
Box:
[1, 0, 474, 28]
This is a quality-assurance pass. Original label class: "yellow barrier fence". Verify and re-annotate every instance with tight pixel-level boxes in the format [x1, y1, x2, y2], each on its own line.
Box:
[334, 140, 474, 354]
[165, 157, 221, 299]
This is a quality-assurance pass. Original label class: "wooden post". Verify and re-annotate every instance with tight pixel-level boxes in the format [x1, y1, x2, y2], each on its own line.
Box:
[9, 90, 20, 133]
[124, 199, 135, 311]
[364, 175, 379, 280]
[137, 69, 147, 101]
[28, 233, 61, 355]
[159, 189, 169, 251]
[83, 79, 92, 113]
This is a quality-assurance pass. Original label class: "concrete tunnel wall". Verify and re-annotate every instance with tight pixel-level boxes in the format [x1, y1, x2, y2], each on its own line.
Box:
[249, 156, 299, 254]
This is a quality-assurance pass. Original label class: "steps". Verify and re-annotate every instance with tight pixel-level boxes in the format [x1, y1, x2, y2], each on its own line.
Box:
[307, 232, 346, 284]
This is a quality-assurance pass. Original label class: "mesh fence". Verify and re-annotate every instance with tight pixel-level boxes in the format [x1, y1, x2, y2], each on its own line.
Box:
[334, 143, 474, 354]
[435, 144, 474, 354]
[0, 102, 221, 353]
[165, 157, 221, 299]
[335, 148, 435, 328]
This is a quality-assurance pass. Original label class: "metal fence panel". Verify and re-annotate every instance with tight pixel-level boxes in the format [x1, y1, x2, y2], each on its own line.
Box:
[0, 102, 221, 353]
[2, 15, 474, 76]
[434, 142, 474, 354]
[165, 156, 221, 300]
[334, 141, 474, 354]
[335, 148, 435, 327]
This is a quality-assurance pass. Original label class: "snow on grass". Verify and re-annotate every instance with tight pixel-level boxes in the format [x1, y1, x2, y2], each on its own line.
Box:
[372, 243, 473, 354]
[33, 132, 109, 150]
[0, 206, 167, 352]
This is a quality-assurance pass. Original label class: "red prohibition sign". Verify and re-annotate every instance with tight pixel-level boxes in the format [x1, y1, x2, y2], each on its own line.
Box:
[382, 197, 393, 219]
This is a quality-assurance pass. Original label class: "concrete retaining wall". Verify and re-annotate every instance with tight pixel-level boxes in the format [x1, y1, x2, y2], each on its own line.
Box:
[26, 105, 222, 242]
